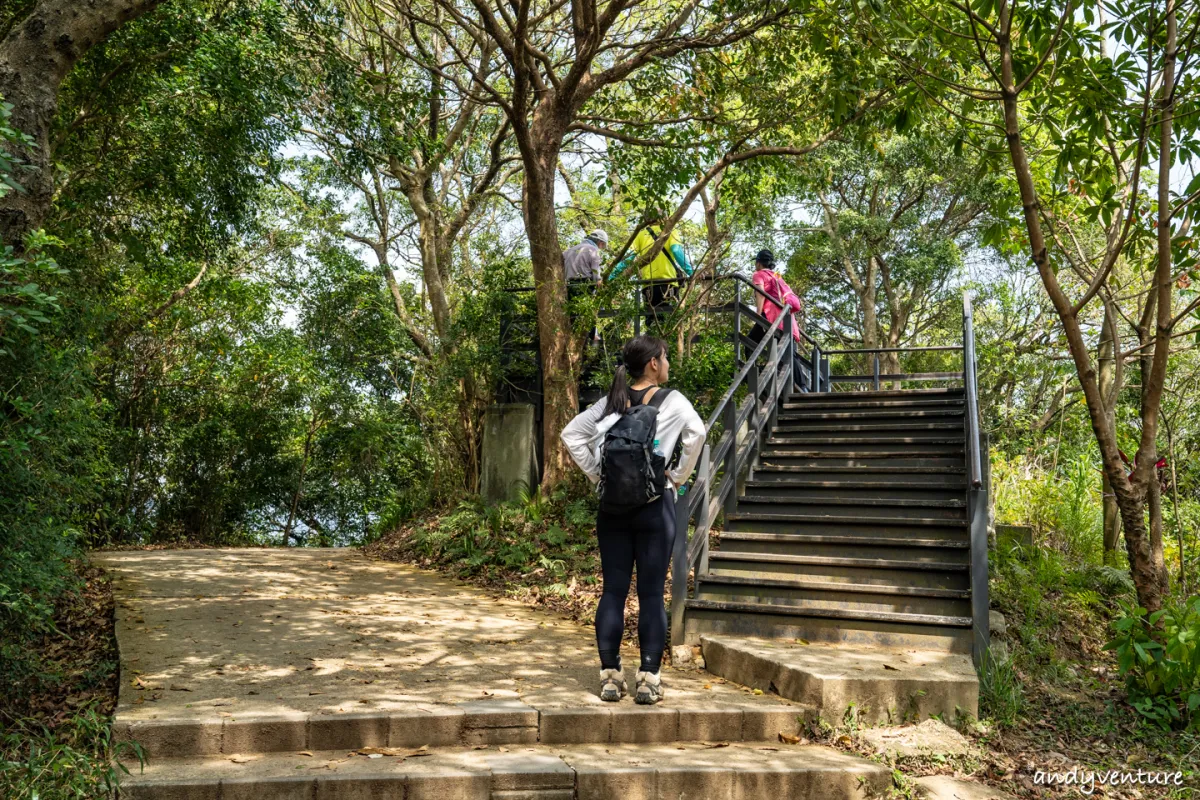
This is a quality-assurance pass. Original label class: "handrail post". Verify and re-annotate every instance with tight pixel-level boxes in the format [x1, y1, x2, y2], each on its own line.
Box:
[698, 444, 712, 574]
[810, 344, 820, 392]
[873, 354, 880, 391]
[820, 356, 830, 394]
[722, 399, 739, 520]
[962, 291, 990, 670]
[734, 279, 742, 367]
[668, 485, 691, 649]
[768, 336, 780, 432]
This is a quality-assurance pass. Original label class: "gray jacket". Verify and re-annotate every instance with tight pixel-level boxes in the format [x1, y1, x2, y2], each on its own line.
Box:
[563, 239, 602, 282]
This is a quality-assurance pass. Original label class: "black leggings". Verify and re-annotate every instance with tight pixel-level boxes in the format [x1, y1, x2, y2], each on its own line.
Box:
[595, 493, 676, 673]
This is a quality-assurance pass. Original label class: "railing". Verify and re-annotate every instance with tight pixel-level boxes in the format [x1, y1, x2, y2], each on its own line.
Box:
[668, 274, 796, 643]
[962, 292, 990, 667]
[496, 272, 990, 669]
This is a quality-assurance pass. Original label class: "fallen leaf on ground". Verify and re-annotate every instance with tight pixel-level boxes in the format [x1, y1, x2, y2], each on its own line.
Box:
[779, 733, 804, 744]
[298, 751, 313, 757]
[230, 755, 257, 764]
[836, 734, 853, 747]
[169, 684, 191, 691]
[704, 743, 730, 749]
[883, 664, 900, 671]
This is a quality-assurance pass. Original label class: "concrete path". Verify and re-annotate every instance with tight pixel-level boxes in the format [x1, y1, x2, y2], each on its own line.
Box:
[97, 549, 812, 757]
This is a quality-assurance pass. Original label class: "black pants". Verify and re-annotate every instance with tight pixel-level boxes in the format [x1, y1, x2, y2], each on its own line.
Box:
[746, 322, 810, 392]
[595, 493, 676, 673]
[642, 283, 678, 330]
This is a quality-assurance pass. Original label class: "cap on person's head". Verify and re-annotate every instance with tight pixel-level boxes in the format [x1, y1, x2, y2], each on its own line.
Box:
[755, 249, 775, 266]
[588, 229, 609, 246]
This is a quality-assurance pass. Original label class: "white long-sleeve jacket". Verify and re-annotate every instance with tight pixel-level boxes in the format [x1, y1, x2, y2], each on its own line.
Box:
[561, 389, 707, 491]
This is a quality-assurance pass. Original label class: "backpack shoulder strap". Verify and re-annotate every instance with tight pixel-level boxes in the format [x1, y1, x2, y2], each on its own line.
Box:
[646, 387, 674, 408]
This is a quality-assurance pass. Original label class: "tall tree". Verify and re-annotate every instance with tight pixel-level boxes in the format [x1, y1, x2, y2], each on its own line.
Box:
[0, 0, 169, 245]
[876, 0, 1200, 612]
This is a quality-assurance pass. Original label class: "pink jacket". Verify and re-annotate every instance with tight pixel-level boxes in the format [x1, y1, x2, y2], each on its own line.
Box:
[752, 268, 802, 342]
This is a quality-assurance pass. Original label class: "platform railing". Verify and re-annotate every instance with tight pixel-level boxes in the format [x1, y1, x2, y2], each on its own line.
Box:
[962, 291, 990, 668]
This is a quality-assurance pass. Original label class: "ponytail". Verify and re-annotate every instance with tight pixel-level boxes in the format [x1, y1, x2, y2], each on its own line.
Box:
[605, 335, 668, 416]
[605, 365, 630, 416]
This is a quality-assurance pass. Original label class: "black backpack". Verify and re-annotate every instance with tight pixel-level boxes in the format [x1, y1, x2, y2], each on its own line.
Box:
[598, 387, 677, 513]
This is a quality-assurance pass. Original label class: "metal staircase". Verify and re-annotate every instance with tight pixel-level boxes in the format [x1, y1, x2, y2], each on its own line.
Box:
[683, 387, 975, 654]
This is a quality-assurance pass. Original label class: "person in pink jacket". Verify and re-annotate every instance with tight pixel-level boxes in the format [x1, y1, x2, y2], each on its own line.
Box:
[747, 249, 810, 391]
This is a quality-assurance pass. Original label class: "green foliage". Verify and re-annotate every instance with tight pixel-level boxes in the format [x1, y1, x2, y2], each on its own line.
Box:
[405, 482, 601, 583]
[978, 651, 1023, 728]
[0, 705, 144, 800]
[1106, 598, 1200, 731]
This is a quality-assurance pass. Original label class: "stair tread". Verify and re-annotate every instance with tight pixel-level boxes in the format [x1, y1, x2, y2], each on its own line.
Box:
[762, 449, 965, 458]
[743, 479, 963, 490]
[719, 532, 969, 548]
[772, 424, 965, 434]
[727, 512, 967, 527]
[755, 465, 966, 474]
[739, 494, 966, 508]
[787, 388, 964, 400]
[697, 573, 971, 599]
[708, 551, 969, 571]
[768, 436, 965, 445]
[778, 410, 965, 420]
[685, 598, 972, 628]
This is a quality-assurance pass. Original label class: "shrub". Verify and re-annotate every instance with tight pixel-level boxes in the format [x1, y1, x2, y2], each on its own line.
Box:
[1105, 597, 1200, 730]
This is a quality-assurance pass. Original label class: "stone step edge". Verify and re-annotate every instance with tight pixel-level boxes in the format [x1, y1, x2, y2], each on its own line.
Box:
[114, 700, 818, 759]
[117, 742, 891, 800]
[700, 635, 980, 726]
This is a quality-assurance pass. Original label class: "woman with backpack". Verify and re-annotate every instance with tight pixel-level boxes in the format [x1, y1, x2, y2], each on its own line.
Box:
[561, 336, 705, 705]
[747, 248, 810, 391]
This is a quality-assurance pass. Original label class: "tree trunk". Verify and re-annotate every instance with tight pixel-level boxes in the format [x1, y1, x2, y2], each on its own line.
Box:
[523, 140, 576, 490]
[0, 0, 166, 245]
[1098, 303, 1122, 565]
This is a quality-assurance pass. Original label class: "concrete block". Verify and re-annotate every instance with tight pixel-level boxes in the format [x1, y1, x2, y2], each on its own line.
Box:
[459, 698, 538, 728]
[222, 715, 308, 754]
[314, 774, 405, 800]
[677, 708, 743, 742]
[484, 752, 574, 790]
[742, 707, 804, 741]
[657, 764, 734, 799]
[308, 711, 389, 751]
[989, 610, 1007, 638]
[480, 404, 538, 503]
[539, 707, 611, 744]
[915, 775, 1017, 800]
[574, 765, 656, 800]
[119, 779, 220, 800]
[389, 707, 463, 747]
[609, 707, 678, 743]
[119, 718, 223, 758]
[461, 726, 539, 745]
[492, 792, 574, 800]
[406, 771, 489, 800]
[221, 775, 315, 800]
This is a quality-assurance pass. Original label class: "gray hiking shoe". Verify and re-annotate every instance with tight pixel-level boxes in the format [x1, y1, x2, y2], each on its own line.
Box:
[635, 670, 664, 705]
[599, 668, 627, 702]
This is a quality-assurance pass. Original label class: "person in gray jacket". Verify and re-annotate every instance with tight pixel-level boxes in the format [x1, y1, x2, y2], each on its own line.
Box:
[563, 229, 608, 284]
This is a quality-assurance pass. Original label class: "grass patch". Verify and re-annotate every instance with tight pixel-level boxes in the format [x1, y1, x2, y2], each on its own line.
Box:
[0, 562, 137, 800]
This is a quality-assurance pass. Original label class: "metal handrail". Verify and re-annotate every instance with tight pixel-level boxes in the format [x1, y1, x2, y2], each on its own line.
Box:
[823, 345, 963, 355]
[962, 293, 983, 488]
[962, 290, 990, 670]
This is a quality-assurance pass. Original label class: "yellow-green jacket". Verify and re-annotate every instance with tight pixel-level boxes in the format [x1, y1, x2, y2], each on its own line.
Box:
[611, 226, 694, 280]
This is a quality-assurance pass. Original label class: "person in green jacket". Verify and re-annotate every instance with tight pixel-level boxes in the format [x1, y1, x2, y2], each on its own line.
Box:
[611, 210, 694, 329]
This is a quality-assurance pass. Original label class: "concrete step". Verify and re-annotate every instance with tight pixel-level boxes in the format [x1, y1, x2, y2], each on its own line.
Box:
[782, 397, 964, 412]
[706, 551, 970, 591]
[117, 741, 891, 800]
[741, 480, 963, 503]
[114, 699, 817, 759]
[699, 636, 979, 724]
[787, 388, 964, 401]
[684, 601, 974, 654]
[696, 574, 971, 618]
[717, 532, 970, 564]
